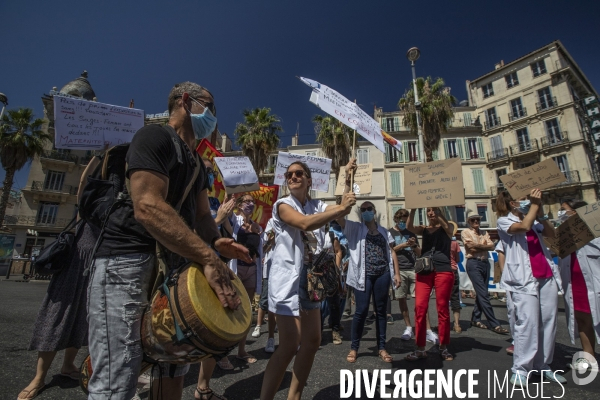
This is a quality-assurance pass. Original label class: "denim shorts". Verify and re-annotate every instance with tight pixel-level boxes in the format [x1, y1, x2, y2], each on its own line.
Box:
[299, 263, 322, 311]
[259, 278, 269, 311]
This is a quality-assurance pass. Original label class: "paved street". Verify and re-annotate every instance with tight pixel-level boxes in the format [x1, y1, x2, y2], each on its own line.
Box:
[1, 280, 599, 400]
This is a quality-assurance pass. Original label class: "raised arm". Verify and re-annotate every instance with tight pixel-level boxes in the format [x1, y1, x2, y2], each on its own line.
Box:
[407, 209, 424, 235]
[280, 192, 355, 232]
[507, 189, 543, 234]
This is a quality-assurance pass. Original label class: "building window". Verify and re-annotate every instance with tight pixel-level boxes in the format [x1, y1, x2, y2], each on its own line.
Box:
[455, 206, 466, 227]
[553, 155, 569, 173]
[516, 128, 531, 151]
[537, 87, 555, 110]
[463, 113, 472, 127]
[37, 202, 59, 226]
[414, 208, 427, 226]
[472, 169, 486, 194]
[496, 169, 507, 190]
[383, 117, 400, 132]
[519, 161, 535, 169]
[505, 72, 519, 89]
[485, 107, 499, 128]
[489, 135, 505, 160]
[44, 170, 65, 192]
[482, 83, 494, 98]
[477, 204, 489, 223]
[545, 118, 562, 143]
[390, 171, 402, 196]
[356, 149, 369, 164]
[405, 142, 419, 162]
[445, 139, 460, 158]
[385, 143, 402, 163]
[466, 138, 483, 159]
[509, 98, 526, 120]
[531, 59, 547, 77]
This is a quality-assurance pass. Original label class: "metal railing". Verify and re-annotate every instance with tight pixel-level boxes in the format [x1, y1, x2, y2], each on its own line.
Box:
[508, 107, 527, 122]
[3, 215, 72, 228]
[541, 132, 569, 149]
[484, 117, 501, 130]
[30, 181, 77, 195]
[41, 151, 78, 164]
[487, 148, 509, 163]
[510, 139, 539, 156]
[535, 97, 557, 112]
[557, 170, 580, 186]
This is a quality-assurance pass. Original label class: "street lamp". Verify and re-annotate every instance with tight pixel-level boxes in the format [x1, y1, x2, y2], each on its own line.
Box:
[0, 93, 7, 120]
[406, 47, 425, 162]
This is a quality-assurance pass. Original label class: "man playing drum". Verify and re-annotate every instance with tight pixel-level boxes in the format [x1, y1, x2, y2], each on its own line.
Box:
[87, 82, 251, 400]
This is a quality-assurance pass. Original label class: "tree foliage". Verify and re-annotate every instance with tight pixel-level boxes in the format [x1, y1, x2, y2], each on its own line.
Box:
[234, 107, 282, 176]
[313, 115, 356, 179]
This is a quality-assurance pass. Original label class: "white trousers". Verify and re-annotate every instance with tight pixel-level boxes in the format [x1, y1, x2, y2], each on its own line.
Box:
[508, 278, 558, 376]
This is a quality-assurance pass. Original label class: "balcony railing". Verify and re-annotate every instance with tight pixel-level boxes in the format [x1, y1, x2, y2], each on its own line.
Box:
[535, 97, 557, 112]
[41, 151, 78, 164]
[510, 139, 539, 156]
[541, 132, 569, 149]
[508, 107, 527, 122]
[30, 181, 78, 195]
[557, 170, 580, 186]
[487, 148, 509, 163]
[3, 215, 72, 228]
[484, 117, 501, 130]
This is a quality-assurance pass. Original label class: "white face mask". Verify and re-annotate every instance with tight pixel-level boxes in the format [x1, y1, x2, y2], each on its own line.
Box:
[557, 210, 569, 222]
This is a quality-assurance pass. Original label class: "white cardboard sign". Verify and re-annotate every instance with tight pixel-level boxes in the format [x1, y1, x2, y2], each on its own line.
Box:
[213, 156, 260, 194]
[274, 152, 332, 192]
[53, 95, 144, 150]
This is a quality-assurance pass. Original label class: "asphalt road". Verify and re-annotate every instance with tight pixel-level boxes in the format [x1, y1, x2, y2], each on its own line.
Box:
[1, 280, 599, 400]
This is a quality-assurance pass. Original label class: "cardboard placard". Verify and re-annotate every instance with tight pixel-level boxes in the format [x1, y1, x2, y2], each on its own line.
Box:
[53, 95, 144, 150]
[213, 156, 260, 194]
[499, 159, 567, 198]
[274, 152, 332, 192]
[576, 200, 600, 238]
[544, 213, 595, 258]
[404, 158, 465, 209]
[334, 164, 373, 195]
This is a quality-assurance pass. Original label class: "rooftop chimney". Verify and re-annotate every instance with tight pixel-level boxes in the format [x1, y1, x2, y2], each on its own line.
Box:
[291, 133, 299, 147]
[494, 60, 505, 70]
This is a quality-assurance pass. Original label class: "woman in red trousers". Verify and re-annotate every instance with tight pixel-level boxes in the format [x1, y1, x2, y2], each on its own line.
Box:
[406, 207, 455, 361]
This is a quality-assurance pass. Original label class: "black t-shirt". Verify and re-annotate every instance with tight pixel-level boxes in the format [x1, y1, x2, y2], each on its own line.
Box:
[389, 227, 419, 270]
[95, 124, 210, 257]
[422, 227, 452, 273]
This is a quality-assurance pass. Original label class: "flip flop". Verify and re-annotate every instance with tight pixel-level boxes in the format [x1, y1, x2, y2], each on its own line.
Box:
[60, 371, 81, 381]
[216, 357, 234, 370]
[17, 384, 45, 400]
[236, 355, 258, 364]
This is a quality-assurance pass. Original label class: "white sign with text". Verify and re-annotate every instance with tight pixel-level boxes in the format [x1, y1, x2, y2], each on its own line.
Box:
[213, 156, 260, 194]
[274, 152, 332, 192]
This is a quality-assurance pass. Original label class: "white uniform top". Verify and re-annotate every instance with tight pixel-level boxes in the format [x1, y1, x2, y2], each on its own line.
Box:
[343, 220, 396, 292]
[558, 238, 600, 345]
[262, 218, 274, 278]
[228, 214, 263, 295]
[497, 213, 562, 295]
[495, 240, 505, 253]
[268, 196, 327, 316]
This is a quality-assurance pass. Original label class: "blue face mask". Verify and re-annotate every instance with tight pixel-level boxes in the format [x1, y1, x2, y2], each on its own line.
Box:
[207, 173, 215, 189]
[362, 211, 375, 222]
[517, 200, 531, 215]
[397, 221, 406, 230]
[188, 98, 217, 140]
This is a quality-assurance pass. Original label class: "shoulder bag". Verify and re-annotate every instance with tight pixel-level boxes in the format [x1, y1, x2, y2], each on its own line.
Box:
[302, 231, 339, 302]
[414, 229, 437, 275]
[34, 217, 83, 275]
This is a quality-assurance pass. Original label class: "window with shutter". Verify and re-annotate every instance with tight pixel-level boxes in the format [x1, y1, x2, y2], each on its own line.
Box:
[476, 137, 485, 159]
[466, 139, 479, 159]
[356, 149, 369, 164]
[472, 169, 485, 193]
[443, 139, 449, 159]
[463, 113, 472, 127]
[390, 171, 402, 196]
[457, 139, 465, 160]
[394, 117, 400, 131]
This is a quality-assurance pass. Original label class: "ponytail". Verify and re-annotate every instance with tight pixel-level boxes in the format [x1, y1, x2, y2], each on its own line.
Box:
[496, 191, 513, 217]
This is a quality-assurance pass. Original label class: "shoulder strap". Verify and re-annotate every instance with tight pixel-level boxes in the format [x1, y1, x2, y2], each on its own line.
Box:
[175, 153, 200, 211]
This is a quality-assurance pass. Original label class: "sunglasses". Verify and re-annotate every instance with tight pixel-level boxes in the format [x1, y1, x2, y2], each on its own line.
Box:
[176, 95, 217, 116]
[285, 170, 305, 179]
[360, 206, 374, 212]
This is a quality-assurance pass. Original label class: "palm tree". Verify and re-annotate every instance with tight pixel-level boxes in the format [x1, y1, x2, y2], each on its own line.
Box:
[0, 108, 52, 226]
[312, 115, 356, 179]
[234, 108, 282, 175]
[398, 76, 457, 162]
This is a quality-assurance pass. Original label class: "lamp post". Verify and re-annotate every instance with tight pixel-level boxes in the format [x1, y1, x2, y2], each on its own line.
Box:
[406, 47, 425, 162]
[0, 93, 7, 120]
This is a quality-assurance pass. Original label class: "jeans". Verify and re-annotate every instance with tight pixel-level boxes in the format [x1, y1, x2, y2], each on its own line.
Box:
[466, 258, 500, 327]
[449, 270, 461, 312]
[351, 272, 391, 351]
[321, 292, 342, 332]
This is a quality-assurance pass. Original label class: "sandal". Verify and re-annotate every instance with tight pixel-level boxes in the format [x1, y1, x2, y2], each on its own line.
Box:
[216, 357, 234, 370]
[195, 386, 228, 400]
[346, 350, 357, 363]
[405, 350, 427, 361]
[379, 350, 393, 363]
[440, 348, 454, 361]
[17, 384, 45, 400]
[60, 371, 81, 381]
[236, 354, 258, 364]
[492, 326, 509, 335]
[471, 321, 487, 329]
[453, 324, 462, 333]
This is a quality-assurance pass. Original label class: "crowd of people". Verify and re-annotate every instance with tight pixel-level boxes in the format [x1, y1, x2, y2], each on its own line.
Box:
[16, 81, 599, 400]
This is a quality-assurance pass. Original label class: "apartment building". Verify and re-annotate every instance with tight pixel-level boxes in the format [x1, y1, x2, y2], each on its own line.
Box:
[467, 40, 599, 218]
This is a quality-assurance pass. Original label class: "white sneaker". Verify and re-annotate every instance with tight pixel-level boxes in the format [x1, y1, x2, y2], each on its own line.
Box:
[426, 330, 439, 344]
[265, 337, 275, 353]
[251, 325, 261, 338]
[401, 327, 414, 341]
[569, 357, 599, 372]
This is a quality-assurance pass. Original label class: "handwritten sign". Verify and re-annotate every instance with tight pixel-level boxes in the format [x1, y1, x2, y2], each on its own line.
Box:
[499, 159, 566, 198]
[335, 164, 373, 195]
[544, 213, 596, 258]
[213, 156, 260, 194]
[404, 158, 464, 209]
[53, 95, 144, 150]
[576, 200, 600, 238]
[274, 152, 332, 192]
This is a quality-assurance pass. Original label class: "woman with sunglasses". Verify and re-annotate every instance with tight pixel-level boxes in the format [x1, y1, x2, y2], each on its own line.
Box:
[337, 196, 401, 364]
[260, 161, 356, 400]
[496, 189, 565, 386]
[406, 207, 455, 361]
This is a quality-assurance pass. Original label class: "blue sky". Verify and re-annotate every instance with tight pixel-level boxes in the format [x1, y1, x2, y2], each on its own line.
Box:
[2, 0, 599, 189]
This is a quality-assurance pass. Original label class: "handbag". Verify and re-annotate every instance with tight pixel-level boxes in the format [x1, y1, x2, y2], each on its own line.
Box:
[302, 231, 340, 302]
[415, 229, 438, 275]
[34, 217, 83, 275]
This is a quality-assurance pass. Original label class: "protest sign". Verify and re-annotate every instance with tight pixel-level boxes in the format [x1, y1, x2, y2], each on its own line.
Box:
[576, 200, 600, 238]
[300, 77, 386, 153]
[214, 156, 260, 194]
[274, 152, 332, 192]
[404, 158, 464, 209]
[335, 163, 373, 195]
[499, 159, 566, 199]
[544, 213, 596, 258]
[53, 95, 144, 150]
[196, 139, 227, 202]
